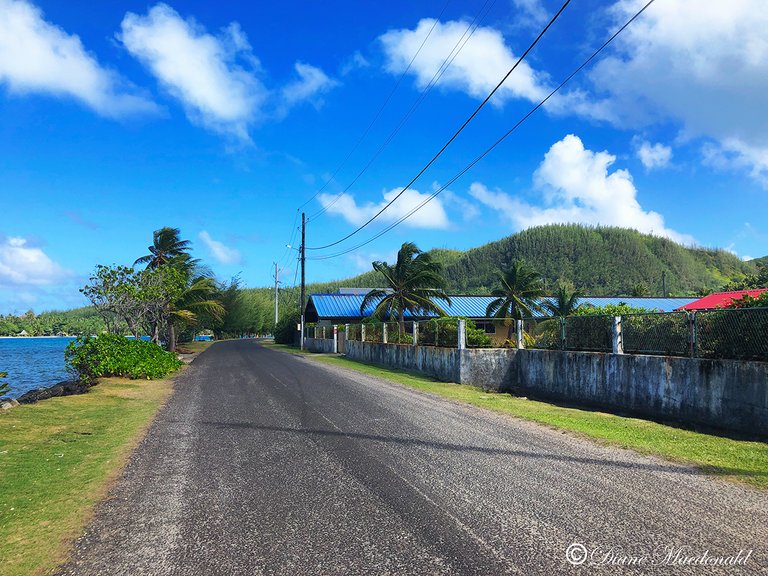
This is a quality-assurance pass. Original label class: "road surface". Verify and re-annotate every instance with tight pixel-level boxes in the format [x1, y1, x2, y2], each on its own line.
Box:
[59, 340, 767, 575]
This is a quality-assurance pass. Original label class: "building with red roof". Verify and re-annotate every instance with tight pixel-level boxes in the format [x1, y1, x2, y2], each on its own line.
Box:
[677, 289, 768, 311]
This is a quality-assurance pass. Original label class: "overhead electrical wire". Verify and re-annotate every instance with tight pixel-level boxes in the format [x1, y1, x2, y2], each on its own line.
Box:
[306, 0, 572, 250]
[280, 0, 452, 271]
[296, 0, 453, 213]
[306, 0, 497, 223]
[308, 0, 658, 261]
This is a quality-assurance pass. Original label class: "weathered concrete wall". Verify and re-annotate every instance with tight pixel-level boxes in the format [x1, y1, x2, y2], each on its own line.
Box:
[345, 341, 460, 383]
[458, 348, 518, 392]
[514, 350, 768, 437]
[304, 337, 335, 354]
[342, 341, 768, 436]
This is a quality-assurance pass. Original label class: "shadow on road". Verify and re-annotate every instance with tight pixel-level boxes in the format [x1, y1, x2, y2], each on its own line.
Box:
[198, 420, 763, 478]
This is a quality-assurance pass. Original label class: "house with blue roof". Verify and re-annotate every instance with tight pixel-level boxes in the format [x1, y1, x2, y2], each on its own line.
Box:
[304, 289, 696, 325]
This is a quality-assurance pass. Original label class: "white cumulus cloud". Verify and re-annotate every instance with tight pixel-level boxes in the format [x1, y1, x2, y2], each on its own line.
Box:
[198, 231, 241, 265]
[278, 62, 338, 116]
[120, 3, 267, 140]
[590, 0, 768, 185]
[636, 139, 672, 170]
[318, 188, 450, 230]
[469, 134, 693, 244]
[0, 236, 70, 286]
[379, 18, 549, 105]
[0, 0, 155, 116]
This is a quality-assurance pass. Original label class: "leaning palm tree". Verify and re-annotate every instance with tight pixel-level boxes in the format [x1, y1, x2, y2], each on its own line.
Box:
[134, 227, 192, 269]
[360, 242, 452, 331]
[166, 276, 225, 352]
[486, 259, 545, 339]
[542, 283, 584, 318]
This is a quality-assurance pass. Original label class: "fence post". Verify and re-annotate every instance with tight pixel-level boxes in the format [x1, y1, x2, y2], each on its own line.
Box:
[383, 323, 388, 344]
[333, 325, 338, 353]
[345, 324, 350, 341]
[361, 324, 366, 343]
[458, 319, 466, 350]
[413, 322, 418, 346]
[516, 319, 524, 350]
[689, 312, 697, 358]
[560, 317, 566, 350]
[612, 316, 623, 354]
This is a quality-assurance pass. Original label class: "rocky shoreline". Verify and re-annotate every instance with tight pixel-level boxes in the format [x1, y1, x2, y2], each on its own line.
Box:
[1, 380, 91, 410]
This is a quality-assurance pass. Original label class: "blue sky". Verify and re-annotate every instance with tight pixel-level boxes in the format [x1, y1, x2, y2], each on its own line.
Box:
[1, 0, 767, 313]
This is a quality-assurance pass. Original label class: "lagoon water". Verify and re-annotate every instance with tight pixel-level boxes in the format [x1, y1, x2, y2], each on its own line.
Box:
[0, 337, 75, 399]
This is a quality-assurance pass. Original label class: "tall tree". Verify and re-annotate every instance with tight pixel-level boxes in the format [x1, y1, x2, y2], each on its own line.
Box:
[134, 227, 191, 269]
[486, 259, 545, 337]
[165, 276, 225, 352]
[360, 242, 451, 330]
[543, 283, 584, 317]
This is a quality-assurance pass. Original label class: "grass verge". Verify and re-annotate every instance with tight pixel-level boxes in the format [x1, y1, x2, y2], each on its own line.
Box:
[176, 340, 214, 354]
[0, 376, 175, 576]
[262, 342, 768, 490]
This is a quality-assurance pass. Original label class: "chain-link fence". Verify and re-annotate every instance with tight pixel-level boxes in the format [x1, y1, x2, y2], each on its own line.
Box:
[338, 308, 768, 361]
[621, 312, 690, 356]
[564, 315, 613, 352]
[347, 324, 361, 342]
[695, 308, 768, 361]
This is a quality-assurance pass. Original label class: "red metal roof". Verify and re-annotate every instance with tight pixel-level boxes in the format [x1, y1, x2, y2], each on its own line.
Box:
[677, 289, 768, 310]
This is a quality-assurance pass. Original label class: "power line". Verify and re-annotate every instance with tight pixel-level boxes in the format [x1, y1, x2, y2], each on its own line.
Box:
[306, 0, 497, 223]
[308, 0, 658, 261]
[306, 0, 572, 250]
[296, 0, 453, 213]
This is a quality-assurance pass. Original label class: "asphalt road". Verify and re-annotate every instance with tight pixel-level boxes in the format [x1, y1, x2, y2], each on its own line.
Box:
[59, 340, 767, 575]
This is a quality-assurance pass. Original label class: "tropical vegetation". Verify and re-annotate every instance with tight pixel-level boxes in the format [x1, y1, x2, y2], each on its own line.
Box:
[359, 242, 452, 329]
[485, 259, 545, 339]
[301, 225, 759, 296]
[65, 334, 183, 384]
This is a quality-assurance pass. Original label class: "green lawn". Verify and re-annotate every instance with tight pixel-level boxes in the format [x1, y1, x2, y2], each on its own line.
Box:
[0, 376, 174, 576]
[263, 342, 768, 490]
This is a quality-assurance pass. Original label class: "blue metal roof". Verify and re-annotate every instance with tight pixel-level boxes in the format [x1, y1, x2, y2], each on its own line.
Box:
[306, 293, 697, 320]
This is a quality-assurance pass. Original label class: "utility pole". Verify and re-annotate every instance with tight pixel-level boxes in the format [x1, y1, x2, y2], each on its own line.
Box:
[662, 270, 667, 297]
[300, 212, 306, 350]
[273, 262, 279, 327]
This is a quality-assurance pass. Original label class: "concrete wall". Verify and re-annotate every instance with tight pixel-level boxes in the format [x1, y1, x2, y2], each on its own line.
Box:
[512, 350, 768, 437]
[345, 341, 460, 383]
[343, 342, 768, 437]
[304, 337, 335, 354]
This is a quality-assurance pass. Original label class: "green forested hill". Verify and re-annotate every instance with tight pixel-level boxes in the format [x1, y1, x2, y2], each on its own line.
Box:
[304, 225, 755, 297]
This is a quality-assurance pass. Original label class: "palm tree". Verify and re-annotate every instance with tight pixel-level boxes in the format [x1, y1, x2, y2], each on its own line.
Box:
[166, 276, 225, 352]
[543, 283, 584, 317]
[134, 227, 191, 269]
[486, 259, 545, 338]
[360, 242, 452, 331]
[0, 372, 8, 397]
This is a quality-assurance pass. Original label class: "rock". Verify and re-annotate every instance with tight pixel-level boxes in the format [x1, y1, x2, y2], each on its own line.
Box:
[17, 380, 90, 405]
[1, 401, 13, 411]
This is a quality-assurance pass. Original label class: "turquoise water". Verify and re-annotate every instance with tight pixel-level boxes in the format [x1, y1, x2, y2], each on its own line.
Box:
[0, 337, 75, 399]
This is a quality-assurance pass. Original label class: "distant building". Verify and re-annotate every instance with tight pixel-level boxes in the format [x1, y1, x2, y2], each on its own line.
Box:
[18, 329, 29, 337]
[305, 292, 696, 324]
[677, 289, 768, 311]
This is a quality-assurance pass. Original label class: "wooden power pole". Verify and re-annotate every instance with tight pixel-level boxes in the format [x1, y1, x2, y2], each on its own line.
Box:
[300, 212, 306, 350]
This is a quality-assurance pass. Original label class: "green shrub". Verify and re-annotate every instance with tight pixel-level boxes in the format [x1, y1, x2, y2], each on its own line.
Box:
[274, 310, 300, 345]
[65, 334, 183, 384]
